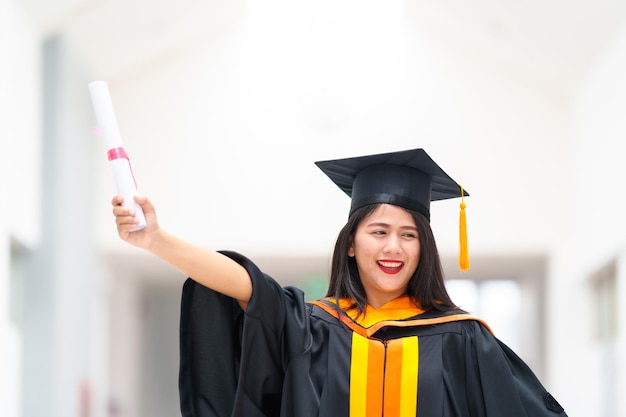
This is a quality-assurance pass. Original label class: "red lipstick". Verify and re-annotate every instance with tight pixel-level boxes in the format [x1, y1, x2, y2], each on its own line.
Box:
[377, 260, 404, 275]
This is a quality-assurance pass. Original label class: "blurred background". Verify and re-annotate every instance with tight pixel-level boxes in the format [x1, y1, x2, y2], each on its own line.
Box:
[2, 0, 626, 416]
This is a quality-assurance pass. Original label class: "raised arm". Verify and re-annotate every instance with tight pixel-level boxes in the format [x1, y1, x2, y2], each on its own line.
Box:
[112, 195, 252, 310]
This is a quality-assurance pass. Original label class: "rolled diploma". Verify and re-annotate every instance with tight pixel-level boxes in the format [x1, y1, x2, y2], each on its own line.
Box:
[88, 80, 146, 231]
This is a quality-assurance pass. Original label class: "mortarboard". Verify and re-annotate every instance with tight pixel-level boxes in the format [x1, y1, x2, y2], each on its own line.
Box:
[315, 148, 470, 270]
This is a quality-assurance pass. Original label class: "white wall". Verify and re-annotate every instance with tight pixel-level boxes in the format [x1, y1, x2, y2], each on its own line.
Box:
[4, 4, 41, 247]
[92, 2, 458, 256]
[0, 4, 103, 414]
[0, 2, 41, 416]
[0, 0, 10, 408]
[551, 20, 626, 417]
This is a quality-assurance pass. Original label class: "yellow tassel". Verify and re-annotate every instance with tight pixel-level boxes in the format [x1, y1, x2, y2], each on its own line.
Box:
[459, 186, 470, 271]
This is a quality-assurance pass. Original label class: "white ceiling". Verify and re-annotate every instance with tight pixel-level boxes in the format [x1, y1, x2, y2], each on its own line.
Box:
[17, 0, 626, 97]
[407, 0, 626, 97]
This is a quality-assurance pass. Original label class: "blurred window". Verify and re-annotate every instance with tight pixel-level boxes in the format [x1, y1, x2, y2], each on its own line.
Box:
[590, 260, 617, 417]
[447, 279, 521, 351]
[9, 238, 29, 326]
[444, 256, 546, 379]
[591, 262, 617, 342]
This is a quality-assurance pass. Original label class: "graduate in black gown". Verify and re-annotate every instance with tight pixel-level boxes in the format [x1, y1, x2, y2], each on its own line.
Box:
[112, 148, 567, 417]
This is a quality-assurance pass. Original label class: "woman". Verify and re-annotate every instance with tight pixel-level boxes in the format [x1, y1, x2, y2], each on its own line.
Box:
[113, 148, 567, 417]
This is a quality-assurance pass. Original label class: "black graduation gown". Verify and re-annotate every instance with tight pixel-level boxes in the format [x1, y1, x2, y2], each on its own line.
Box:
[179, 251, 567, 417]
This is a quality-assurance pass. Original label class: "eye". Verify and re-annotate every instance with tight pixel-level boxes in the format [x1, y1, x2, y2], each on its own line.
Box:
[371, 230, 387, 236]
[402, 232, 417, 239]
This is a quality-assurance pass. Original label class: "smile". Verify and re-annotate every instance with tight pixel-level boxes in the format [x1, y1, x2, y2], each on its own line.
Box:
[377, 260, 404, 274]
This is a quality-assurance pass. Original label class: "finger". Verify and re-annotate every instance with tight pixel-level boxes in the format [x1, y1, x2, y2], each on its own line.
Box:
[134, 195, 153, 211]
[117, 222, 140, 239]
[111, 195, 124, 206]
[115, 214, 138, 227]
[112, 205, 134, 217]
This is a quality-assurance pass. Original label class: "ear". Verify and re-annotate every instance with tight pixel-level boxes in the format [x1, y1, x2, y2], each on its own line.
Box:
[348, 241, 355, 257]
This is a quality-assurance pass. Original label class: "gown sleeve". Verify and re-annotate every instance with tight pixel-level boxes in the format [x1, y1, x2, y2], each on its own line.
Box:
[460, 321, 567, 417]
[178, 276, 242, 417]
[178, 250, 309, 417]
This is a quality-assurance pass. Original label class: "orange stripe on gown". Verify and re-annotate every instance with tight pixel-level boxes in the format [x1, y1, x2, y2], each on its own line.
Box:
[350, 333, 419, 416]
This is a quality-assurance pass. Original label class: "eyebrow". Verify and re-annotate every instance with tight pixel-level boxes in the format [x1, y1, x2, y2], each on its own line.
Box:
[365, 222, 418, 231]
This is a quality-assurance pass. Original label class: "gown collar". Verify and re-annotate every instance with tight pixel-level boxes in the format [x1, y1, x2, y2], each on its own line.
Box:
[333, 295, 425, 328]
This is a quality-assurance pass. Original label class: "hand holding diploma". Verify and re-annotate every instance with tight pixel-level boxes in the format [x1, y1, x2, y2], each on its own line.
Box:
[88, 80, 146, 231]
[111, 195, 159, 249]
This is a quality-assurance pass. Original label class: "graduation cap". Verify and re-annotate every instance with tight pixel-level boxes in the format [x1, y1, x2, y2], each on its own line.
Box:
[315, 148, 470, 271]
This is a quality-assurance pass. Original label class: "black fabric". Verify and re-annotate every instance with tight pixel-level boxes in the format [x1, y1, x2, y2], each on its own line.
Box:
[179, 251, 567, 417]
[179, 277, 242, 417]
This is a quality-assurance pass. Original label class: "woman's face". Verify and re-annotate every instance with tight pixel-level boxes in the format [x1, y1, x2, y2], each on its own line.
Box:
[348, 204, 420, 308]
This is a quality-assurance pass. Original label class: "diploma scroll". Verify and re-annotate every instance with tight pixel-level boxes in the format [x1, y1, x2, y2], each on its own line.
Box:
[88, 80, 146, 231]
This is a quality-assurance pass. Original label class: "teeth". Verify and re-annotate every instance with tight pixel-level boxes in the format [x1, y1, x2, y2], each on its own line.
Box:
[379, 261, 402, 268]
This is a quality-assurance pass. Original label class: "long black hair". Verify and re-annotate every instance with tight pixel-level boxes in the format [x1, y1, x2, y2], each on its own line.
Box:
[325, 203, 460, 315]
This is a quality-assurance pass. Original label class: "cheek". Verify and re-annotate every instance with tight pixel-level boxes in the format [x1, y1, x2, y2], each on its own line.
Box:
[413, 245, 421, 264]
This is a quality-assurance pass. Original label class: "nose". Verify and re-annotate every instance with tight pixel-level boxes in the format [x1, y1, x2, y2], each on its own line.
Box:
[383, 235, 401, 254]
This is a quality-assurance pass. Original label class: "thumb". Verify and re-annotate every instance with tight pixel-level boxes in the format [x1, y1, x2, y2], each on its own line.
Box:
[134, 195, 154, 212]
